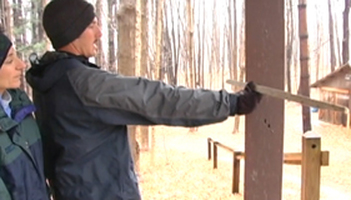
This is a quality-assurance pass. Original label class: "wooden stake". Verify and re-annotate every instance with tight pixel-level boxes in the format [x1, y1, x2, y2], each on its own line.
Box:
[301, 132, 322, 200]
[226, 79, 350, 128]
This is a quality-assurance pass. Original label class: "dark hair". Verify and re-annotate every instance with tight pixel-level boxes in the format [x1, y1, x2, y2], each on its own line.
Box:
[0, 27, 12, 67]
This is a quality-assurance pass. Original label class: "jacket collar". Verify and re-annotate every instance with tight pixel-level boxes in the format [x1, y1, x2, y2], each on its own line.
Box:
[58, 51, 100, 69]
[0, 89, 35, 132]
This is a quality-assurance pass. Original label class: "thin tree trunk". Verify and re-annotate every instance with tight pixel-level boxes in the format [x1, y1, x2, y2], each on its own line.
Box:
[187, 0, 194, 88]
[1, 0, 13, 35]
[31, 1, 39, 43]
[155, 0, 164, 80]
[328, 0, 336, 71]
[221, 26, 226, 89]
[140, 0, 150, 150]
[168, 0, 179, 85]
[286, 0, 294, 93]
[12, 0, 26, 91]
[233, 1, 245, 134]
[187, 0, 197, 132]
[315, 3, 322, 81]
[200, 0, 206, 87]
[95, 0, 109, 70]
[298, 0, 311, 133]
[38, 0, 45, 42]
[342, 0, 350, 64]
[108, 0, 117, 73]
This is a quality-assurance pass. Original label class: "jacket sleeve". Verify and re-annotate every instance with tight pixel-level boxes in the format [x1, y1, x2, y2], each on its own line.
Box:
[0, 177, 12, 200]
[67, 66, 236, 127]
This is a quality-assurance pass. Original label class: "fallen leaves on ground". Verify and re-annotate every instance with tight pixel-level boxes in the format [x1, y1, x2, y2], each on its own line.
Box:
[139, 102, 351, 200]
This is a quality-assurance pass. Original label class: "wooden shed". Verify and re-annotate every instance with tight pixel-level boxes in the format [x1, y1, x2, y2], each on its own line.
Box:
[310, 64, 351, 127]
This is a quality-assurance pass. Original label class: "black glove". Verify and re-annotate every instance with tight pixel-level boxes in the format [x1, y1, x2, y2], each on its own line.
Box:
[229, 81, 262, 115]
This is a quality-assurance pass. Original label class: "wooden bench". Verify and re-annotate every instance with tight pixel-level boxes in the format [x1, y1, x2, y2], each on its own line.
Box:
[207, 132, 329, 200]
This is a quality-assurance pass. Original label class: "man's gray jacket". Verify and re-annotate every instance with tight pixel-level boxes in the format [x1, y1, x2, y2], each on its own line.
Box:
[25, 51, 237, 200]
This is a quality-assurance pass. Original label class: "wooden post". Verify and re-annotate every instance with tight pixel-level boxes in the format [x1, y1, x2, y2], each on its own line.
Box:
[245, 0, 284, 199]
[232, 151, 241, 194]
[301, 132, 321, 200]
[207, 138, 212, 160]
[213, 142, 218, 169]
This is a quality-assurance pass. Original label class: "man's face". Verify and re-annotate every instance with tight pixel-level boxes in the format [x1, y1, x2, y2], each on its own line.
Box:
[71, 17, 102, 58]
[0, 47, 26, 93]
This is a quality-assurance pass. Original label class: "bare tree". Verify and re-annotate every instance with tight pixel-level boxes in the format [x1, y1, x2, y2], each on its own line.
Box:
[0, 0, 13, 36]
[199, 0, 206, 87]
[117, 0, 141, 171]
[139, 0, 151, 151]
[328, 0, 337, 71]
[298, 0, 311, 133]
[314, 3, 322, 81]
[95, 0, 109, 70]
[155, 0, 164, 80]
[209, 0, 219, 89]
[342, 0, 350, 64]
[31, 1, 39, 43]
[166, 0, 180, 85]
[286, 0, 294, 93]
[108, 0, 118, 73]
[12, 0, 26, 91]
[233, 0, 245, 134]
[227, 0, 237, 87]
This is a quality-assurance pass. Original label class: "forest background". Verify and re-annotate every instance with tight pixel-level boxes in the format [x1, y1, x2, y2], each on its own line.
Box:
[1, 0, 351, 191]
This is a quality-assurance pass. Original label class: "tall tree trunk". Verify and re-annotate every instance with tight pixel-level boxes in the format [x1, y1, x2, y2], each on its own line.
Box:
[298, 0, 311, 133]
[150, 0, 164, 164]
[108, 0, 117, 73]
[164, 20, 173, 84]
[117, 0, 141, 172]
[31, 1, 39, 43]
[196, 1, 203, 87]
[228, 0, 237, 83]
[342, 0, 350, 64]
[168, 0, 179, 85]
[209, 0, 218, 89]
[187, 0, 194, 88]
[38, 0, 45, 42]
[12, 0, 26, 91]
[1, 0, 13, 36]
[95, 0, 109, 70]
[139, 0, 150, 151]
[155, 0, 164, 80]
[315, 3, 322, 81]
[233, 0, 245, 134]
[41, 0, 50, 51]
[174, 3, 181, 86]
[328, 0, 336, 71]
[334, 9, 342, 67]
[187, 0, 197, 132]
[197, 22, 202, 87]
[286, 0, 294, 93]
[200, 0, 206, 87]
[221, 26, 226, 90]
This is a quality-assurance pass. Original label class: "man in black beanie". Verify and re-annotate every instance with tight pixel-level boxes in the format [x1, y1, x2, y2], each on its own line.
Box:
[26, 0, 262, 200]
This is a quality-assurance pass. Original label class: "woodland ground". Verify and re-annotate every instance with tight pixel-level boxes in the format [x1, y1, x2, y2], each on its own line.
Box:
[138, 102, 351, 200]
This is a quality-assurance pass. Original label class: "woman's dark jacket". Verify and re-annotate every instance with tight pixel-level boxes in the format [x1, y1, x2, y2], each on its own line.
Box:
[0, 89, 49, 200]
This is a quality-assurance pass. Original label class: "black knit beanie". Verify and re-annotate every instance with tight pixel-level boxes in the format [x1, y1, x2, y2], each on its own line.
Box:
[0, 32, 12, 68]
[42, 0, 95, 50]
